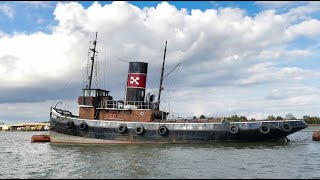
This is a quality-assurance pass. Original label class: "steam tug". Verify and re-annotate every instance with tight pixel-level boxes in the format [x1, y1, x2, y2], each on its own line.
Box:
[49, 33, 308, 144]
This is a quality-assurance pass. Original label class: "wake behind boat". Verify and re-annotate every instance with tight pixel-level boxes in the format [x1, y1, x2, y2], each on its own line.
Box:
[49, 33, 308, 144]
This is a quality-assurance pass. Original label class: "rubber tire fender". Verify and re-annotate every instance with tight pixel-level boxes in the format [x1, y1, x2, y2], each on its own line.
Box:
[79, 122, 88, 131]
[135, 126, 145, 135]
[158, 126, 168, 136]
[282, 123, 292, 132]
[229, 124, 239, 134]
[65, 121, 74, 129]
[117, 124, 127, 134]
[259, 124, 270, 134]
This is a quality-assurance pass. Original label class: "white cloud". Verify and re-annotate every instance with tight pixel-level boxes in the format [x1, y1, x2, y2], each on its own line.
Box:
[0, 5, 14, 18]
[0, 32, 89, 88]
[238, 63, 320, 85]
[256, 1, 305, 9]
[36, 18, 45, 24]
[0, 30, 4, 37]
[287, 19, 320, 38]
[19, 1, 54, 8]
[283, 2, 320, 23]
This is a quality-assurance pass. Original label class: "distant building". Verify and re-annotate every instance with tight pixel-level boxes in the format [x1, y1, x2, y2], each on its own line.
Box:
[7, 123, 50, 131]
[44, 126, 49, 131]
[0, 125, 9, 131]
[0, 123, 4, 131]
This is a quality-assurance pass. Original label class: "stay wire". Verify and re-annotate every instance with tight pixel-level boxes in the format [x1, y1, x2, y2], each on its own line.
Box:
[97, 44, 130, 63]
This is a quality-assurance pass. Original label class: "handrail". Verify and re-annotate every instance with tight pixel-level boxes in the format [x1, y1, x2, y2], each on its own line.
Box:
[98, 100, 158, 110]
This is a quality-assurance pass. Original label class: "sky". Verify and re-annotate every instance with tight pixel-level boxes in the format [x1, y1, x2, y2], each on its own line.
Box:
[1, 1, 320, 124]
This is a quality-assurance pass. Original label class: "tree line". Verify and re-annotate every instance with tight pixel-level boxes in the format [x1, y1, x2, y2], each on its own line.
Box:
[194, 113, 320, 124]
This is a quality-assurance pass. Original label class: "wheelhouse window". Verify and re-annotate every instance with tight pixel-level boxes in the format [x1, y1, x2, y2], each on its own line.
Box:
[83, 89, 109, 97]
[84, 90, 90, 97]
[90, 90, 97, 97]
[98, 91, 105, 96]
[83, 89, 97, 97]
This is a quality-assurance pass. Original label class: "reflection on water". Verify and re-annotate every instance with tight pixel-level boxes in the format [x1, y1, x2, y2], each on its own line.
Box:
[0, 126, 319, 179]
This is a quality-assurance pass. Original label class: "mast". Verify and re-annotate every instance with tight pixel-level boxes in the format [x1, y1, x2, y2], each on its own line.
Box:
[157, 41, 167, 109]
[88, 32, 98, 90]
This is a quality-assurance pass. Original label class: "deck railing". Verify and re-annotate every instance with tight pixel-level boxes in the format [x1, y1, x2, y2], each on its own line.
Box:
[98, 100, 158, 110]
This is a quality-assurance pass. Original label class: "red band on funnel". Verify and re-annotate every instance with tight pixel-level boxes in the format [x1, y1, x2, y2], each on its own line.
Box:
[127, 73, 146, 89]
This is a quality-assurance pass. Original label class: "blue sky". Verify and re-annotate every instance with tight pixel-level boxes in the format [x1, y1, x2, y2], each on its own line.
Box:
[0, 1, 313, 34]
[1, 1, 320, 124]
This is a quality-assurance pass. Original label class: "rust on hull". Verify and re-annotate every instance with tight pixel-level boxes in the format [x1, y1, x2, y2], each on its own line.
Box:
[312, 129, 320, 141]
[31, 134, 51, 143]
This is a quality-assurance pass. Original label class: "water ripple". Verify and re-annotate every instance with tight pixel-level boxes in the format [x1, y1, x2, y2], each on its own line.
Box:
[0, 126, 320, 179]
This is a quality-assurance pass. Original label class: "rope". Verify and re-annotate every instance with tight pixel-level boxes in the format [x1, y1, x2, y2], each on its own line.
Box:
[43, 113, 68, 135]
[113, 55, 130, 63]
[48, 111, 70, 130]
[159, 63, 181, 113]
[97, 44, 130, 63]
[103, 48, 107, 89]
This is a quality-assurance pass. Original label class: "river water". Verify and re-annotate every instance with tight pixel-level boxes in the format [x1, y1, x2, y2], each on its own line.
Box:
[0, 126, 319, 179]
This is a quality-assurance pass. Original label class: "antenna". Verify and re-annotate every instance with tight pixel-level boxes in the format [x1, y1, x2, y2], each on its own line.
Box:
[157, 41, 167, 109]
[88, 32, 98, 90]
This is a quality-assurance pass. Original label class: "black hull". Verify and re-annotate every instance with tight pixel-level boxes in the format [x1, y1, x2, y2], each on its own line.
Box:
[49, 108, 308, 144]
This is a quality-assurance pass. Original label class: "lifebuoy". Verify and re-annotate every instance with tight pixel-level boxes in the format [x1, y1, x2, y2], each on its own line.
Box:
[259, 124, 270, 134]
[110, 112, 117, 118]
[118, 124, 127, 134]
[65, 121, 73, 129]
[282, 123, 292, 132]
[140, 112, 144, 116]
[229, 124, 239, 134]
[158, 126, 168, 136]
[135, 126, 144, 135]
[79, 122, 88, 131]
